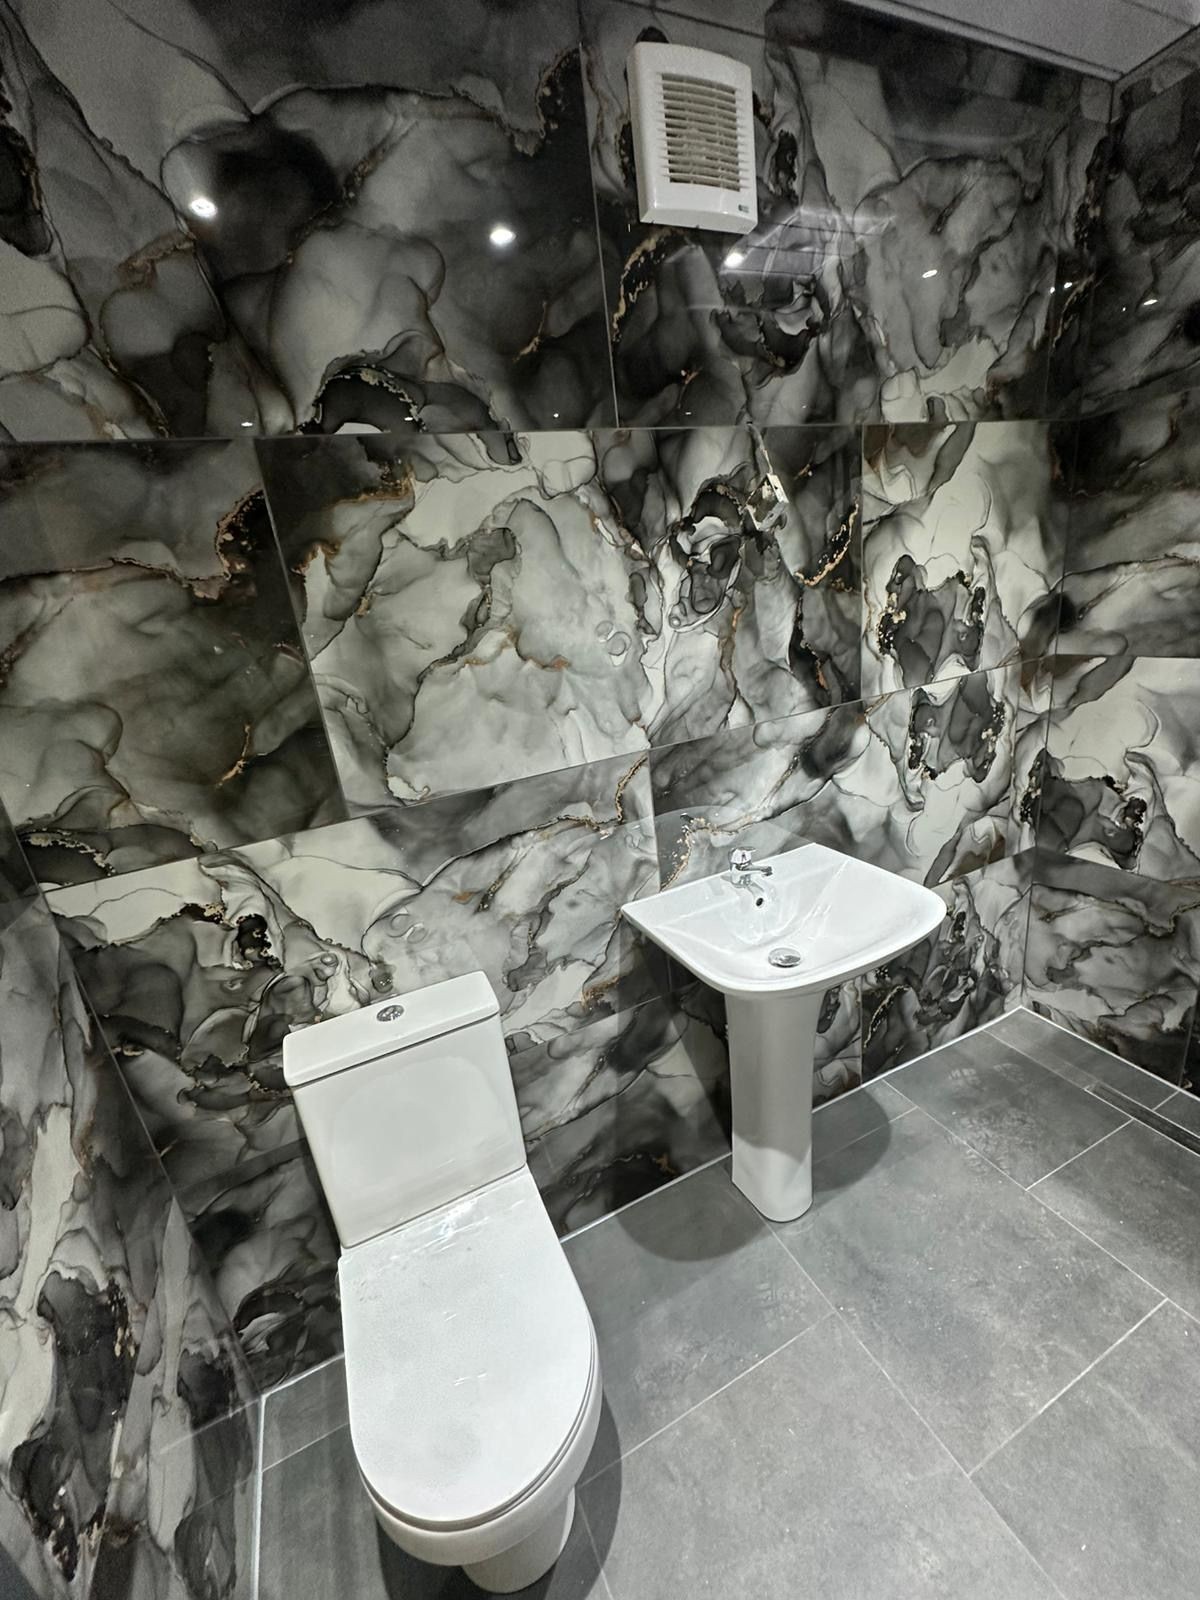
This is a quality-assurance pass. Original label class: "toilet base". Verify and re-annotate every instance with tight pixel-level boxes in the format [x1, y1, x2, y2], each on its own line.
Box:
[461, 1490, 575, 1593]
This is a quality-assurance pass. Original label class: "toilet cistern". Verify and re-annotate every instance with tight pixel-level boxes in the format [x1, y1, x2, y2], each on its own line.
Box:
[623, 843, 945, 1223]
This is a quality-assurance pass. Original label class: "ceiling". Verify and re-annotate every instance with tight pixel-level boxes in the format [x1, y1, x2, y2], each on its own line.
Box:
[847, 0, 1200, 79]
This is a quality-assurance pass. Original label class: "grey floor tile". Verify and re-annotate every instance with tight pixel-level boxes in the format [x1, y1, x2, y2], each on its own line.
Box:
[263, 1357, 348, 1470]
[976, 1302, 1199, 1600]
[813, 1078, 913, 1161]
[987, 1009, 1176, 1109]
[1159, 1089, 1200, 1138]
[582, 1316, 1060, 1600]
[565, 1162, 825, 1475]
[773, 1110, 1159, 1470]
[1032, 1119, 1200, 1317]
[888, 1031, 1127, 1187]
[259, 1427, 607, 1600]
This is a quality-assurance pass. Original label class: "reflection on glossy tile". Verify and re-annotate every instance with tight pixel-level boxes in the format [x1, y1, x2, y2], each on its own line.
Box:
[862, 854, 1031, 1078]
[0, 0, 611, 439]
[583, 1, 1101, 426]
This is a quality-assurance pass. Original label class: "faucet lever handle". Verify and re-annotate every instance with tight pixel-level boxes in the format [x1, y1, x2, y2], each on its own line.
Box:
[729, 847, 753, 871]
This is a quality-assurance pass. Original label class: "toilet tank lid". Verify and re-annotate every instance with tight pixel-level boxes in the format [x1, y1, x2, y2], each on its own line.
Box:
[282, 971, 500, 1089]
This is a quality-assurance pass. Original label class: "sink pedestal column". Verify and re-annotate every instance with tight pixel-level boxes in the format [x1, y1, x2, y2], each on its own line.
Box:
[726, 990, 823, 1223]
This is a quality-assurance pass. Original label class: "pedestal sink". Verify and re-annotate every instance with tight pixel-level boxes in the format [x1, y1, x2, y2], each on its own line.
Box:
[623, 844, 945, 1223]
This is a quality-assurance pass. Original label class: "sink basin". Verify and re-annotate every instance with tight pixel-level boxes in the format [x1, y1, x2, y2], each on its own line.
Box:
[623, 844, 945, 1222]
[622, 843, 946, 1000]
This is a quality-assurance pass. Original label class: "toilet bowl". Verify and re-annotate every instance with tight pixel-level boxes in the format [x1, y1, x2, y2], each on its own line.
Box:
[282, 972, 601, 1592]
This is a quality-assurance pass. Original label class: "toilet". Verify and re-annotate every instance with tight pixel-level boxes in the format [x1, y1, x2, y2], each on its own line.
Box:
[282, 971, 602, 1593]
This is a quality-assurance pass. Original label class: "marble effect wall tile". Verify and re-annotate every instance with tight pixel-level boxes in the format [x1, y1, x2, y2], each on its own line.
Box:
[48, 754, 659, 1191]
[1059, 393, 1200, 656]
[0, 857, 181, 1598]
[1025, 854, 1200, 1085]
[1011, 656, 1053, 856]
[185, 1146, 340, 1395]
[1083, 66, 1200, 411]
[862, 851, 1031, 1078]
[582, 0, 1103, 426]
[258, 426, 861, 812]
[651, 664, 1018, 890]
[861, 422, 1065, 694]
[0, 0, 611, 438]
[90, 1204, 258, 1600]
[528, 983, 731, 1234]
[1038, 656, 1200, 879]
[0, 440, 343, 888]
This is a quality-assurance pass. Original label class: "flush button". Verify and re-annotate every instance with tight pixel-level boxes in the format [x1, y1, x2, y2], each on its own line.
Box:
[376, 1003, 406, 1022]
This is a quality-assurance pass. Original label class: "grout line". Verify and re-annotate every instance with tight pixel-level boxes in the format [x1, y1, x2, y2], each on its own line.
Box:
[564, 1082, 916, 1246]
[1022, 1119, 1130, 1188]
[898, 1106, 1170, 1304]
[1001, 1005, 1182, 1106]
[262, 1350, 344, 1399]
[562, 1144, 734, 1243]
[969, 1297, 1167, 1481]
[830, 1313, 1073, 1600]
[575, 1495, 618, 1600]
[1019, 1179, 1169, 1302]
[579, 1311, 835, 1487]
[251, 1393, 265, 1600]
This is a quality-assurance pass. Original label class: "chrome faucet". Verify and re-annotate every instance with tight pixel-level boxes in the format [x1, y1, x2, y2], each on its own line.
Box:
[729, 846, 774, 898]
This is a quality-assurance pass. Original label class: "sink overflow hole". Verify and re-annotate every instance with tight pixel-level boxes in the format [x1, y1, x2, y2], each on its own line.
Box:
[768, 947, 803, 969]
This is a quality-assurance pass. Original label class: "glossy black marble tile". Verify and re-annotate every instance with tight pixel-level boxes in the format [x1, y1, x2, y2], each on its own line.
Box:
[258, 425, 861, 813]
[582, 0, 1104, 427]
[0, 440, 343, 887]
[0, 0, 612, 439]
[1025, 853, 1200, 1086]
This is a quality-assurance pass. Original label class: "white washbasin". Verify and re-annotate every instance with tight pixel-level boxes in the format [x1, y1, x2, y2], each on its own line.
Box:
[623, 843, 945, 1223]
[622, 843, 946, 1000]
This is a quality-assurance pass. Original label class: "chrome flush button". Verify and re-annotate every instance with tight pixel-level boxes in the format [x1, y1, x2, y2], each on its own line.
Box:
[376, 1004, 406, 1022]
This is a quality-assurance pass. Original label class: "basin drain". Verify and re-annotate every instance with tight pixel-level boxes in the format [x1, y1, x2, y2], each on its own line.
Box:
[768, 947, 803, 969]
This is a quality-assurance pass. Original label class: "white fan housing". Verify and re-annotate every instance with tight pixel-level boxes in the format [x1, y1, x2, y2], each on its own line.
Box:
[627, 42, 757, 235]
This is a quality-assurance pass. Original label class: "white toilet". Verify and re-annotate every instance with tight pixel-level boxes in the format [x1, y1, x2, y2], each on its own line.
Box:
[282, 971, 602, 1593]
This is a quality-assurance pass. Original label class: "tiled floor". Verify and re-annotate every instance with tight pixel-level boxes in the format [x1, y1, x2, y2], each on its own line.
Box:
[257, 1008, 1200, 1600]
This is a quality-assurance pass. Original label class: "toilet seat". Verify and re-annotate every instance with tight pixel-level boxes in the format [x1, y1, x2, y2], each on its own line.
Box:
[339, 1166, 596, 1535]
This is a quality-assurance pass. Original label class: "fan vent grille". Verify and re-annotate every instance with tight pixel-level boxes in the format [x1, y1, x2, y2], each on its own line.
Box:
[659, 72, 745, 190]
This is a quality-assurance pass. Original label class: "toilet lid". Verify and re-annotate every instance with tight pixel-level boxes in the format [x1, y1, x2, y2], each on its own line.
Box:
[339, 1167, 595, 1532]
